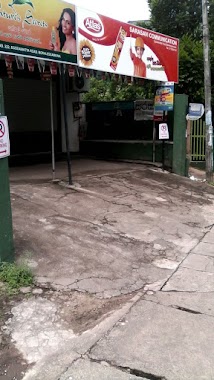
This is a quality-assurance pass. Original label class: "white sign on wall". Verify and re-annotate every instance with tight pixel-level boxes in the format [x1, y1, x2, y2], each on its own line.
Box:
[159, 123, 169, 140]
[0, 116, 10, 159]
[134, 100, 154, 121]
[186, 103, 204, 121]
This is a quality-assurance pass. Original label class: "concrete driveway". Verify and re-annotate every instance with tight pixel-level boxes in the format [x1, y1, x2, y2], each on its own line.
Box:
[9, 159, 212, 296]
[3, 158, 214, 379]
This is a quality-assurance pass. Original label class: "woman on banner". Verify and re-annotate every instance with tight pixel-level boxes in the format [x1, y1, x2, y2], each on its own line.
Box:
[50, 8, 77, 55]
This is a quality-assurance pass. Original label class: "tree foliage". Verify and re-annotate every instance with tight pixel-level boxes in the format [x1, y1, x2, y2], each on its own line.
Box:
[176, 35, 204, 102]
[82, 77, 154, 103]
[209, 0, 214, 40]
[148, 0, 203, 39]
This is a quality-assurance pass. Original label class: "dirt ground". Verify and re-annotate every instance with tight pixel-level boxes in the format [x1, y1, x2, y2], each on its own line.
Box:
[0, 292, 28, 380]
[1, 158, 214, 379]
[0, 287, 131, 380]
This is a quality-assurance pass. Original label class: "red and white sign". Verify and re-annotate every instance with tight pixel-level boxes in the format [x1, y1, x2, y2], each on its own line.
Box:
[159, 123, 169, 140]
[77, 8, 179, 82]
[0, 116, 10, 159]
[153, 110, 165, 122]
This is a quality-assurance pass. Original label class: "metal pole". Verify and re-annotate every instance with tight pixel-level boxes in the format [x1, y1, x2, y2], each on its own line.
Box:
[202, 0, 213, 182]
[186, 118, 191, 168]
[152, 120, 156, 163]
[50, 79, 55, 181]
[60, 64, 72, 185]
[162, 111, 166, 171]
[162, 140, 165, 171]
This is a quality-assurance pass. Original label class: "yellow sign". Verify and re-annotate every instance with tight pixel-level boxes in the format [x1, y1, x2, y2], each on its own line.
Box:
[0, 0, 77, 64]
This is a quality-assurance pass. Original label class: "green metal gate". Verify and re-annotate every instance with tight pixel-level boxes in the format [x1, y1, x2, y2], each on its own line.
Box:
[191, 119, 206, 161]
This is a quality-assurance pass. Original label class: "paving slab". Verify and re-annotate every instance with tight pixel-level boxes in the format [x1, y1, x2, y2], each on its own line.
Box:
[202, 230, 214, 243]
[13, 293, 143, 380]
[181, 252, 214, 272]
[162, 267, 214, 292]
[23, 351, 79, 380]
[60, 359, 147, 380]
[90, 300, 214, 380]
[191, 242, 214, 257]
[144, 291, 214, 316]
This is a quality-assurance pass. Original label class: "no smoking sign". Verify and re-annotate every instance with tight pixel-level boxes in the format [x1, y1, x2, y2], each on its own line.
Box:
[0, 120, 5, 138]
[0, 116, 10, 159]
[159, 123, 169, 140]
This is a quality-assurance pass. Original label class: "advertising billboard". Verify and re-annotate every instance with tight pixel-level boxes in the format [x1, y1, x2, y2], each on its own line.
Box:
[0, 0, 77, 64]
[77, 8, 179, 82]
[154, 84, 174, 111]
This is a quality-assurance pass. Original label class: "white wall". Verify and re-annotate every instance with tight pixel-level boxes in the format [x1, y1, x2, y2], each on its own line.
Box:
[61, 92, 80, 153]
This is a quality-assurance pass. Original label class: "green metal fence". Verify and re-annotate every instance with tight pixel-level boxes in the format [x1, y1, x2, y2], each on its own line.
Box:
[191, 119, 206, 161]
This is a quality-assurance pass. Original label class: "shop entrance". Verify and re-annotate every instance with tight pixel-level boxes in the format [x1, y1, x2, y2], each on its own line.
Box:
[4, 77, 59, 157]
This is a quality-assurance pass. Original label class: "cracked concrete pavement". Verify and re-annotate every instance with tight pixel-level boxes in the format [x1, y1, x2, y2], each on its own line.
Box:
[2, 158, 214, 379]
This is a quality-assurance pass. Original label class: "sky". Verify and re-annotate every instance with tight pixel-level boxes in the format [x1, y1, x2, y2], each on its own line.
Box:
[68, 0, 150, 23]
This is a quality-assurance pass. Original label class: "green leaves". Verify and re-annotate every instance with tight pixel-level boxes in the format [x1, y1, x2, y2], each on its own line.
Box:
[148, 0, 203, 39]
[82, 77, 154, 103]
[0, 262, 33, 294]
[176, 36, 204, 101]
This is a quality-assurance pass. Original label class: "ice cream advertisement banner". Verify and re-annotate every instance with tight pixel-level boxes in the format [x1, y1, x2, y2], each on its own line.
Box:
[154, 84, 174, 111]
[77, 8, 179, 82]
[0, 0, 77, 64]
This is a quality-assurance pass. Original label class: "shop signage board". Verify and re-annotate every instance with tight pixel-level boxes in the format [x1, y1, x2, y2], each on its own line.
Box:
[77, 8, 179, 82]
[0, 116, 10, 158]
[0, 0, 77, 64]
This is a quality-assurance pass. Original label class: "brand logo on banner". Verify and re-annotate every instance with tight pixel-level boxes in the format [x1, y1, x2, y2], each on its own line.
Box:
[84, 18, 102, 33]
[8, 0, 34, 9]
[77, 9, 179, 83]
[79, 39, 95, 67]
[0, 1, 77, 65]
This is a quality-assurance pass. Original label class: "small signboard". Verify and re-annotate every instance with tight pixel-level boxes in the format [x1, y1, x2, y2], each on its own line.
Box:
[159, 123, 169, 140]
[154, 84, 174, 112]
[153, 110, 165, 122]
[134, 100, 154, 121]
[0, 116, 10, 159]
[186, 103, 204, 121]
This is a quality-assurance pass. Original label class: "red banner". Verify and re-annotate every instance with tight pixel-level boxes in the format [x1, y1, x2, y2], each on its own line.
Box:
[77, 9, 179, 83]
